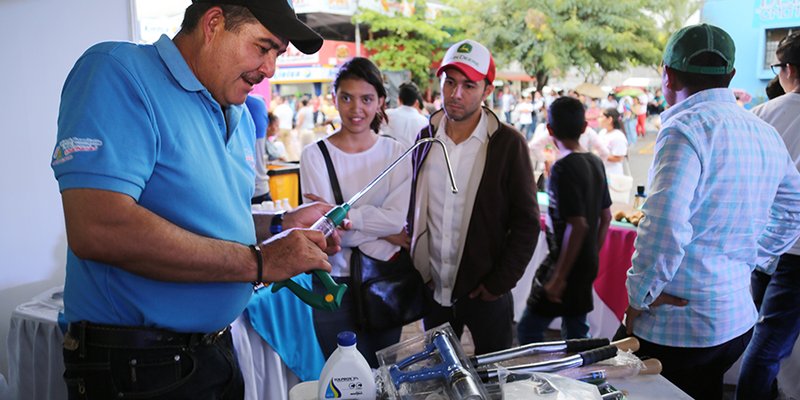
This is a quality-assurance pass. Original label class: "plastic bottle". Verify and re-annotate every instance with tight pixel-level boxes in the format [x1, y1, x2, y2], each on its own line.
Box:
[633, 185, 647, 209]
[261, 201, 275, 211]
[281, 198, 292, 211]
[317, 331, 375, 400]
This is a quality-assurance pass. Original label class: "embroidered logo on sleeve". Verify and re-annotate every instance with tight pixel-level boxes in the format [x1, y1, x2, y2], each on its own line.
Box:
[52, 137, 103, 166]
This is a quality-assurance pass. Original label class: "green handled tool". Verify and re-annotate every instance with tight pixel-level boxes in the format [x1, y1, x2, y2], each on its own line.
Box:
[271, 137, 458, 311]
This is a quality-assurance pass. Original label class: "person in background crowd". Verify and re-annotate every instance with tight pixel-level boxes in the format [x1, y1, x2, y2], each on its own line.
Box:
[515, 94, 536, 141]
[50, 1, 339, 398]
[518, 96, 612, 344]
[384, 82, 430, 149]
[265, 112, 288, 162]
[633, 95, 647, 137]
[596, 108, 629, 176]
[600, 93, 618, 110]
[737, 31, 800, 400]
[501, 85, 516, 123]
[408, 39, 540, 354]
[300, 57, 411, 368]
[532, 90, 545, 128]
[246, 95, 272, 204]
[272, 95, 297, 160]
[623, 23, 800, 400]
[618, 95, 638, 146]
[585, 98, 602, 130]
[765, 75, 786, 100]
[295, 97, 317, 152]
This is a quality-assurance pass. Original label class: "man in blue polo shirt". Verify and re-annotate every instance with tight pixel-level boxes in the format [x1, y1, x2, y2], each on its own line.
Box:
[51, 1, 334, 398]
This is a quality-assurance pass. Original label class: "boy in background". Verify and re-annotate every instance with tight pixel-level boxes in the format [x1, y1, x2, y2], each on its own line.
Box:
[517, 96, 613, 344]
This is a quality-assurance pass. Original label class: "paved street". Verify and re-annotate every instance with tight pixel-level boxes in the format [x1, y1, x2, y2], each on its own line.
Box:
[627, 118, 659, 194]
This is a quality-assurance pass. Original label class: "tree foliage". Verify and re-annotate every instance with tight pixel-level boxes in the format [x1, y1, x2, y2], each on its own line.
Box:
[353, 1, 461, 90]
[450, 0, 662, 89]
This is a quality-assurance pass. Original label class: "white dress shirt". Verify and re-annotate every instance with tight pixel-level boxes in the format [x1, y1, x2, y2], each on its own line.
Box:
[427, 112, 488, 306]
[384, 105, 430, 149]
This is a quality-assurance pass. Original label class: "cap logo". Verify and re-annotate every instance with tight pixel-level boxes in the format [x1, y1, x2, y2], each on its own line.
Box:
[457, 43, 473, 53]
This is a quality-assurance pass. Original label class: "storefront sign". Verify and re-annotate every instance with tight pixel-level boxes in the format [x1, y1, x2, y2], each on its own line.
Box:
[754, 0, 800, 26]
[277, 41, 365, 67]
[270, 66, 339, 84]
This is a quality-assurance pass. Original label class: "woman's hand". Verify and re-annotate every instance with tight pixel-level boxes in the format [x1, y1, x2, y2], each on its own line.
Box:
[381, 229, 411, 250]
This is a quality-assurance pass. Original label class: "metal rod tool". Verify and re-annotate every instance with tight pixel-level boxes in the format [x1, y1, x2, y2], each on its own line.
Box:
[271, 137, 458, 311]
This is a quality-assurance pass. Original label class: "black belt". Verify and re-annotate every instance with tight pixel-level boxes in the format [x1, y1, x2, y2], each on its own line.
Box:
[66, 321, 230, 350]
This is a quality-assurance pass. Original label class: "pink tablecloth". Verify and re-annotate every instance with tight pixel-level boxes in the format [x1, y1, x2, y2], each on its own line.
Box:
[594, 223, 637, 321]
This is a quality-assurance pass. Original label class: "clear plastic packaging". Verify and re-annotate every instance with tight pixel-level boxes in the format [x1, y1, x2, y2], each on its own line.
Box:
[376, 323, 489, 400]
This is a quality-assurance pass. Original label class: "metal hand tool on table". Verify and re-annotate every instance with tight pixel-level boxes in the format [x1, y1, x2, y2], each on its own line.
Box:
[389, 330, 487, 400]
[476, 337, 640, 382]
[271, 137, 458, 311]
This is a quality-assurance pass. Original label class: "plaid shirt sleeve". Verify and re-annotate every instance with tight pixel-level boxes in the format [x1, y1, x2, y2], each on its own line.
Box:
[756, 154, 800, 271]
[627, 128, 700, 310]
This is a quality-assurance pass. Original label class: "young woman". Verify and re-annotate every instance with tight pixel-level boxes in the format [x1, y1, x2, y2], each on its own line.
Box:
[299, 57, 411, 367]
[596, 108, 629, 176]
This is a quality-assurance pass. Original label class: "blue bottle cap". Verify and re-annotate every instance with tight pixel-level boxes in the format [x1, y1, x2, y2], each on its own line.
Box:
[337, 331, 357, 346]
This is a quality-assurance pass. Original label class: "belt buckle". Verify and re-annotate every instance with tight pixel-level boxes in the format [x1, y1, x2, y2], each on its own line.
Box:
[201, 327, 228, 345]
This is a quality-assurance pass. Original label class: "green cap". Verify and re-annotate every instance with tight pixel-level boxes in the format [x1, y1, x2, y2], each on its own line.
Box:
[663, 23, 735, 75]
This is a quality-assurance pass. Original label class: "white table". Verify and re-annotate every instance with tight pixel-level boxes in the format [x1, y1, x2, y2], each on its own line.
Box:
[289, 374, 691, 400]
[6, 286, 298, 400]
[7, 286, 67, 400]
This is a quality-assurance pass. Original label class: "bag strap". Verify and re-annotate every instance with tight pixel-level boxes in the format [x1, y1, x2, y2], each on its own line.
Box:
[316, 140, 368, 329]
[316, 140, 344, 204]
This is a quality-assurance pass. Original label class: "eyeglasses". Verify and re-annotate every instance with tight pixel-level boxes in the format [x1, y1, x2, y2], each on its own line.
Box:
[771, 62, 789, 75]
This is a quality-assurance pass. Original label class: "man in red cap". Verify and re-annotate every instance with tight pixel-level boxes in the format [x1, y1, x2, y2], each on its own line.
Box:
[407, 39, 540, 353]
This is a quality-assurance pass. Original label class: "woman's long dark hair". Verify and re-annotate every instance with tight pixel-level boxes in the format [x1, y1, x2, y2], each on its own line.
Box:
[603, 107, 625, 135]
[332, 57, 388, 134]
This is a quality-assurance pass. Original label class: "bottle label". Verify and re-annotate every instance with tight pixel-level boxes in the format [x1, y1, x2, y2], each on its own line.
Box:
[323, 376, 366, 398]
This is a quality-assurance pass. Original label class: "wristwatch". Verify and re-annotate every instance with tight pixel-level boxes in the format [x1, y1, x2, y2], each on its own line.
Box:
[270, 212, 285, 235]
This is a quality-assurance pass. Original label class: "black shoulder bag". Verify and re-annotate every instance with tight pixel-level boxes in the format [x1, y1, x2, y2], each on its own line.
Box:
[316, 140, 426, 332]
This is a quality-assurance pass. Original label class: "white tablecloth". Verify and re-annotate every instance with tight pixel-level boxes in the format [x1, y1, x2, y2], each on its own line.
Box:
[289, 374, 691, 400]
[5, 287, 297, 400]
[6, 286, 67, 400]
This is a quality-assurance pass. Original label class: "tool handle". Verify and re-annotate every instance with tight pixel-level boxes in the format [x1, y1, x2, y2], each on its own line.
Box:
[578, 345, 618, 366]
[640, 358, 662, 375]
[565, 338, 611, 352]
[271, 270, 347, 311]
[610, 336, 640, 352]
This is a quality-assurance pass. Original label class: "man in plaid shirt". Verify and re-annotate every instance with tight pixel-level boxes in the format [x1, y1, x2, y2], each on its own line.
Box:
[624, 24, 800, 399]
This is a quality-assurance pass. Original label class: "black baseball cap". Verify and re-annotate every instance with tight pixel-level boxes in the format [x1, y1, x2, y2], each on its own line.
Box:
[192, 0, 323, 54]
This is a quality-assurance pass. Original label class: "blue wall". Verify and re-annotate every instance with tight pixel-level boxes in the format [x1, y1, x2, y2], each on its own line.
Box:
[703, 0, 800, 106]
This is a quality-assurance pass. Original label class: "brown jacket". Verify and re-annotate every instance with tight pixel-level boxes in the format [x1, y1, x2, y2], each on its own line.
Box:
[408, 107, 540, 303]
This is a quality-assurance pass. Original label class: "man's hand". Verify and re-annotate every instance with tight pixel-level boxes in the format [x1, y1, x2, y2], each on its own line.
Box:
[283, 200, 351, 256]
[260, 228, 331, 283]
[469, 284, 501, 302]
[381, 229, 410, 250]
[543, 277, 566, 304]
[624, 293, 688, 335]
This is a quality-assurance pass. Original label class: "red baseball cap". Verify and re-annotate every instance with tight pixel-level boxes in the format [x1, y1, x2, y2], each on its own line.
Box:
[437, 39, 496, 83]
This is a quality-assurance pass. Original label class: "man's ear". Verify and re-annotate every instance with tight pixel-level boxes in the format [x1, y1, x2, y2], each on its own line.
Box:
[663, 66, 678, 92]
[482, 81, 495, 100]
[201, 6, 225, 43]
[546, 124, 554, 137]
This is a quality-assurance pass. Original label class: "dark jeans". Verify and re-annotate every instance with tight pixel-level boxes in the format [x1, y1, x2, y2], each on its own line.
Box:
[737, 253, 800, 400]
[634, 329, 752, 400]
[516, 308, 589, 345]
[312, 276, 402, 368]
[63, 323, 243, 400]
[422, 287, 513, 355]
